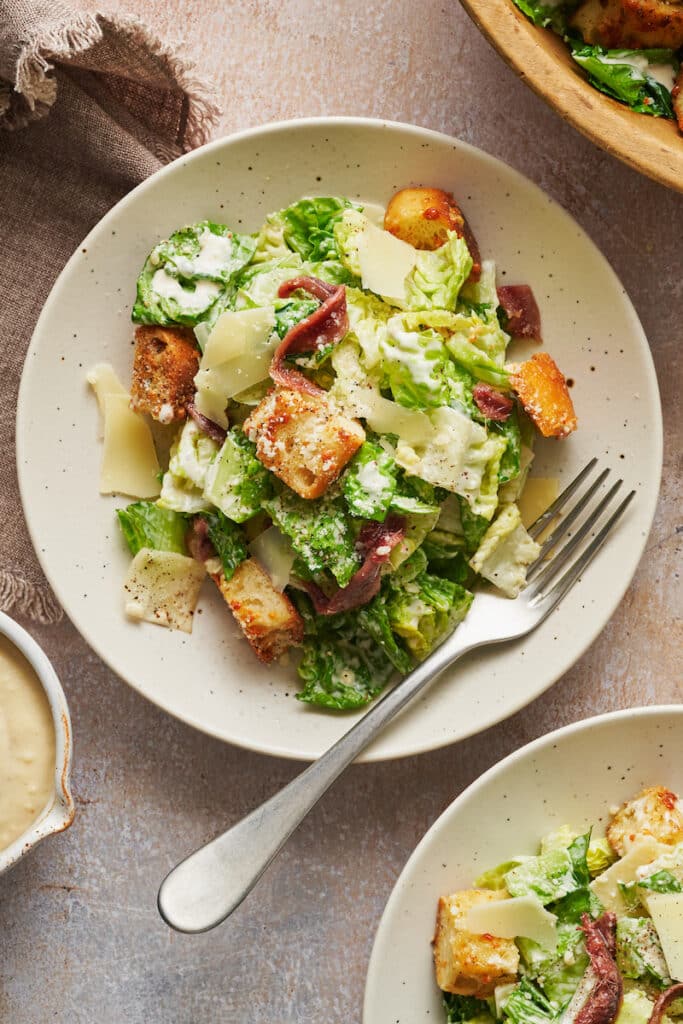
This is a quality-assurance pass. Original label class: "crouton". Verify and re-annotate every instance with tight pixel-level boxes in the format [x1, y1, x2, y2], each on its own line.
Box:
[384, 187, 482, 282]
[433, 890, 520, 996]
[244, 387, 365, 499]
[508, 352, 577, 439]
[607, 786, 683, 857]
[130, 325, 200, 424]
[570, 0, 683, 50]
[673, 66, 683, 133]
[212, 558, 304, 663]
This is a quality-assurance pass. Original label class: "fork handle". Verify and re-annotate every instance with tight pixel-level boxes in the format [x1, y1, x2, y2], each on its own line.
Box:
[157, 631, 472, 933]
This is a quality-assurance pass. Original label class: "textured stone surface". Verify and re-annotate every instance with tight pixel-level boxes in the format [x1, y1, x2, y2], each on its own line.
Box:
[1, 1, 681, 1021]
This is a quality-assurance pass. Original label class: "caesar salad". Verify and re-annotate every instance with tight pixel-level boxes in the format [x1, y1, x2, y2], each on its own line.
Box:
[434, 785, 683, 1024]
[88, 187, 577, 712]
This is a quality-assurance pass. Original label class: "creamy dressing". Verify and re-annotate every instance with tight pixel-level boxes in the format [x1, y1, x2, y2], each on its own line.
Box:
[151, 268, 221, 311]
[171, 228, 235, 278]
[598, 54, 676, 91]
[0, 635, 55, 851]
[356, 459, 389, 499]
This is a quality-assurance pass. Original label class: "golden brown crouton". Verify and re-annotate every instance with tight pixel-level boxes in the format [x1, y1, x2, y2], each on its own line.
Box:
[508, 353, 577, 439]
[130, 325, 200, 424]
[433, 890, 520, 996]
[384, 187, 482, 282]
[213, 558, 304, 663]
[673, 66, 683, 133]
[244, 387, 365, 499]
[607, 786, 683, 857]
[570, 0, 683, 49]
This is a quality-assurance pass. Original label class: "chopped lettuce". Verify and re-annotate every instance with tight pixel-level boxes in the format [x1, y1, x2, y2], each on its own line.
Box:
[505, 847, 581, 905]
[334, 207, 369, 277]
[279, 196, 352, 261]
[382, 319, 450, 409]
[117, 501, 188, 556]
[511, 0, 575, 33]
[265, 490, 360, 586]
[296, 627, 394, 710]
[168, 419, 219, 490]
[502, 979, 556, 1024]
[133, 222, 255, 325]
[615, 991, 656, 1024]
[446, 327, 510, 388]
[493, 409, 522, 485]
[345, 287, 393, 369]
[469, 504, 540, 598]
[616, 917, 671, 987]
[475, 859, 526, 890]
[404, 233, 473, 312]
[517, 921, 589, 1009]
[586, 837, 616, 877]
[343, 441, 398, 521]
[571, 45, 677, 119]
[444, 994, 495, 1024]
[386, 571, 473, 658]
[203, 429, 271, 522]
[201, 509, 247, 581]
[356, 590, 414, 674]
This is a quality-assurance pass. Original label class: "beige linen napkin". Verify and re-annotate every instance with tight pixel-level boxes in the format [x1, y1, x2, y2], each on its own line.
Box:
[0, 0, 219, 622]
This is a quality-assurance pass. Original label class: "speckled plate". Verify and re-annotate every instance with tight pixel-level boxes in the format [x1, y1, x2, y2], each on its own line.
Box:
[364, 705, 683, 1022]
[17, 118, 662, 762]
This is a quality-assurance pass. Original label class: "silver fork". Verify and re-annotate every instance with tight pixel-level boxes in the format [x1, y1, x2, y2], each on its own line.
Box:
[158, 459, 634, 933]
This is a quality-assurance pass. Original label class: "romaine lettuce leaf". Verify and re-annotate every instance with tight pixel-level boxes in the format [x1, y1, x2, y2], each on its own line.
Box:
[403, 233, 473, 312]
[444, 994, 495, 1024]
[386, 571, 473, 658]
[511, 0, 575, 33]
[469, 504, 540, 598]
[505, 848, 580, 905]
[475, 859, 526, 890]
[571, 45, 677, 118]
[201, 509, 247, 581]
[502, 979, 556, 1024]
[356, 591, 414, 674]
[168, 419, 219, 489]
[445, 329, 510, 388]
[382, 319, 450, 409]
[296, 628, 394, 710]
[117, 502, 188, 556]
[517, 922, 589, 1010]
[279, 196, 352, 261]
[265, 490, 360, 586]
[343, 440, 398, 521]
[457, 496, 490, 553]
[133, 222, 255, 326]
[203, 429, 271, 523]
[345, 286, 393, 369]
[616, 917, 671, 986]
[492, 408, 522, 485]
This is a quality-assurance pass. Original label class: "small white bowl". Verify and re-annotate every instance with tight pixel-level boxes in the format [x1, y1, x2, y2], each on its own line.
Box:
[0, 610, 74, 874]
[364, 704, 683, 1022]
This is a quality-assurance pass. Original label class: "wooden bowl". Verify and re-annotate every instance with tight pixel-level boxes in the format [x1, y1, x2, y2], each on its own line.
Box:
[461, 0, 683, 192]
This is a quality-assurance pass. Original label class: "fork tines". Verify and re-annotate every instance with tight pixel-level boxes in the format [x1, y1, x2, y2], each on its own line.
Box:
[525, 458, 635, 608]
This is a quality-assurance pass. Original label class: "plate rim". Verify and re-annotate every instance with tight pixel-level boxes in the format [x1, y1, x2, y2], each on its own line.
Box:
[363, 703, 683, 1019]
[16, 116, 664, 762]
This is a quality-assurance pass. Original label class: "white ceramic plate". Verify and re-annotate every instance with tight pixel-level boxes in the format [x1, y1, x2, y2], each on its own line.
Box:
[17, 118, 662, 762]
[364, 705, 683, 1022]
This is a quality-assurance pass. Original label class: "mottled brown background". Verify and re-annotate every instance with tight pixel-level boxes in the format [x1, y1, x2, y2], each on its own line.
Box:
[1, 2, 681, 1022]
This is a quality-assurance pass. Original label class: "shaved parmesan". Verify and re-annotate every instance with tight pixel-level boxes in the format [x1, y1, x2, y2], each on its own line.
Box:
[648, 893, 683, 981]
[358, 221, 417, 303]
[463, 895, 557, 950]
[591, 838, 669, 914]
[249, 527, 296, 592]
[193, 307, 277, 427]
[100, 393, 160, 498]
[123, 549, 206, 633]
[87, 362, 128, 438]
[202, 307, 276, 368]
